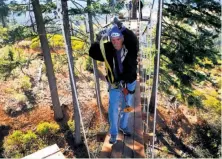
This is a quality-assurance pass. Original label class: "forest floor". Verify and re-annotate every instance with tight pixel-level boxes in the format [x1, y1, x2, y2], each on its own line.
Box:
[0, 51, 219, 158]
[0, 53, 111, 158]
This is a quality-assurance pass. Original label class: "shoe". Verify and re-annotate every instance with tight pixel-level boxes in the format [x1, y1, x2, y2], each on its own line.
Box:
[109, 135, 117, 144]
[119, 127, 131, 136]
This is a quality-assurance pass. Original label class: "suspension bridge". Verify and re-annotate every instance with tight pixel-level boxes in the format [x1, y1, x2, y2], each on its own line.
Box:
[23, 0, 163, 158]
[96, 0, 162, 157]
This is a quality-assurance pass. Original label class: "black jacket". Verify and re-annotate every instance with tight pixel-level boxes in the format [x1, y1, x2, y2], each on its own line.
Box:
[89, 28, 139, 84]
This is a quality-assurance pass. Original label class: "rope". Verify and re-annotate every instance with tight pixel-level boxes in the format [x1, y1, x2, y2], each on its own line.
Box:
[151, 0, 163, 158]
[99, 37, 115, 85]
[133, 6, 142, 156]
[133, 96, 136, 157]
[56, 0, 90, 158]
[146, 0, 156, 134]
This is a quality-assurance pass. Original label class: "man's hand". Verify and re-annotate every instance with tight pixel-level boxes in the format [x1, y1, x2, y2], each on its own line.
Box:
[96, 28, 110, 42]
[113, 17, 126, 32]
[113, 17, 122, 29]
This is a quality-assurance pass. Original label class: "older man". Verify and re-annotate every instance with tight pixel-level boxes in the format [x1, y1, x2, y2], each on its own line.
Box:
[89, 24, 139, 144]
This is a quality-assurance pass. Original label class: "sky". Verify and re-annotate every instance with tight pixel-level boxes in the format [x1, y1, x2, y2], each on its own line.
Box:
[7, 0, 158, 25]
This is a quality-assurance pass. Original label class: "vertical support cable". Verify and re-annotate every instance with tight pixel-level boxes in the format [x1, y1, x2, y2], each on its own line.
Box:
[87, 0, 103, 125]
[146, 23, 152, 133]
[146, 0, 155, 134]
[151, 0, 163, 158]
[56, 0, 90, 157]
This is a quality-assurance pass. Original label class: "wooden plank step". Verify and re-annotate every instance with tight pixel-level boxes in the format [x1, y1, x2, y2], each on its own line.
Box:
[99, 131, 124, 158]
[122, 136, 133, 158]
[99, 79, 145, 158]
[110, 133, 124, 158]
[130, 80, 145, 158]
[143, 132, 154, 144]
[97, 132, 107, 142]
[99, 134, 112, 158]
[22, 144, 65, 159]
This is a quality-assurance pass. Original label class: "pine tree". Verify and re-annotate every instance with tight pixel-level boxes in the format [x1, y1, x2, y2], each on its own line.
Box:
[149, 0, 221, 109]
[0, 0, 9, 27]
[32, 0, 63, 120]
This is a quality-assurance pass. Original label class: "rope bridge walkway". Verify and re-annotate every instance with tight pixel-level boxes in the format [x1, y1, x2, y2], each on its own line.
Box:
[22, 1, 161, 158]
[98, 11, 159, 156]
[99, 77, 145, 158]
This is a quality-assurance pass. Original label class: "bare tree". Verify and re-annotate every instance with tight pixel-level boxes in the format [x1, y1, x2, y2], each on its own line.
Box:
[31, 0, 63, 120]
[59, 0, 81, 145]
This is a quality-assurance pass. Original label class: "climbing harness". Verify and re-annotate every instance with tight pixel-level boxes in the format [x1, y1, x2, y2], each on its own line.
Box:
[100, 35, 135, 112]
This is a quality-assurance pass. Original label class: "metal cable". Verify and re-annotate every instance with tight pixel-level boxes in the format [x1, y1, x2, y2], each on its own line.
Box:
[56, 0, 91, 157]
[146, 1, 155, 133]
[151, 0, 163, 158]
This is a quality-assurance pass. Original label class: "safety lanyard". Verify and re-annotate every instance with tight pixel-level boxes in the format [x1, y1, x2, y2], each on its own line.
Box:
[99, 37, 116, 87]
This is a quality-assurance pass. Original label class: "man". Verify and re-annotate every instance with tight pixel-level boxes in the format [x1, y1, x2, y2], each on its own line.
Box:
[89, 22, 139, 144]
[137, 0, 143, 19]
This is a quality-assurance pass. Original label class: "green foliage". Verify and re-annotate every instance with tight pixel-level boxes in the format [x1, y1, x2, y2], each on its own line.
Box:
[4, 87, 16, 94]
[30, 34, 84, 51]
[0, 60, 20, 79]
[20, 75, 32, 90]
[51, 54, 68, 74]
[8, 1, 26, 13]
[158, 0, 221, 113]
[21, 131, 37, 144]
[69, 1, 124, 15]
[190, 122, 221, 158]
[202, 95, 221, 113]
[162, 0, 220, 74]
[0, 27, 8, 46]
[186, 88, 221, 113]
[3, 122, 62, 157]
[187, 94, 202, 108]
[8, 49, 14, 61]
[36, 122, 60, 136]
[83, 56, 93, 72]
[4, 130, 23, 146]
[3, 130, 45, 158]
[0, 46, 30, 80]
[14, 93, 28, 104]
[68, 120, 75, 132]
[0, 26, 35, 47]
[40, 2, 56, 13]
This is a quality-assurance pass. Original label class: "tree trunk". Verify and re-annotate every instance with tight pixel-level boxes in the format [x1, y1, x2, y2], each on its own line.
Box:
[60, 0, 81, 145]
[87, 0, 102, 119]
[29, 0, 35, 32]
[1, 15, 6, 27]
[29, 14, 35, 32]
[149, 0, 161, 112]
[31, 0, 63, 120]
[70, 20, 75, 36]
[132, 0, 137, 19]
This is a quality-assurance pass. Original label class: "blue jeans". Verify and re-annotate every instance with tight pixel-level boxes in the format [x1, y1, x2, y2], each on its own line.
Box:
[108, 80, 137, 136]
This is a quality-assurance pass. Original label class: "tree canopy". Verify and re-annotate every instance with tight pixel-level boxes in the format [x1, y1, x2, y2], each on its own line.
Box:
[159, 0, 221, 109]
